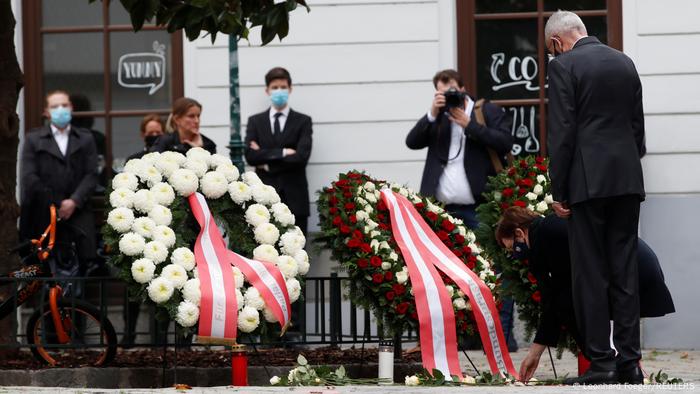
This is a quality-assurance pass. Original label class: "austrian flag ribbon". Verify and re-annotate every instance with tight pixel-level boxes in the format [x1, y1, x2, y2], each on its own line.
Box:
[188, 193, 291, 345]
[381, 190, 519, 379]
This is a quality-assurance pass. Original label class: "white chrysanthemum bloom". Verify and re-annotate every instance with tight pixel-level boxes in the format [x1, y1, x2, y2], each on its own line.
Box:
[244, 287, 265, 310]
[154, 153, 182, 178]
[294, 250, 310, 275]
[184, 158, 208, 178]
[150, 182, 175, 206]
[209, 153, 232, 168]
[169, 168, 199, 197]
[147, 277, 174, 303]
[365, 192, 377, 204]
[143, 240, 168, 264]
[241, 171, 263, 186]
[238, 306, 260, 333]
[270, 203, 295, 226]
[525, 192, 538, 201]
[279, 231, 305, 256]
[446, 285, 455, 297]
[123, 158, 145, 175]
[253, 244, 279, 264]
[161, 264, 188, 289]
[405, 375, 420, 386]
[107, 207, 135, 233]
[536, 174, 547, 184]
[175, 300, 199, 327]
[171, 247, 195, 271]
[396, 270, 408, 284]
[216, 162, 239, 182]
[286, 278, 301, 303]
[355, 210, 369, 222]
[536, 201, 548, 213]
[232, 266, 245, 288]
[132, 217, 157, 239]
[153, 225, 176, 248]
[533, 184, 544, 196]
[364, 181, 376, 192]
[291, 226, 304, 237]
[160, 151, 187, 165]
[381, 261, 392, 271]
[245, 204, 270, 227]
[251, 184, 280, 205]
[131, 258, 156, 284]
[109, 188, 134, 208]
[544, 194, 554, 204]
[132, 189, 156, 213]
[140, 152, 160, 165]
[139, 165, 162, 187]
[228, 181, 252, 205]
[276, 255, 299, 279]
[186, 146, 211, 162]
[119, 232, 146, 256]
[182, 278, 201, 305]
[200, 171, 228, 199]
[254, 223, 280, 245]
[112, 172, 139, 191]
[453, 297, 468, 310]
[235, 288, 244, 310]
[263, 306, 279, 323]
[148, 204, 172, 227]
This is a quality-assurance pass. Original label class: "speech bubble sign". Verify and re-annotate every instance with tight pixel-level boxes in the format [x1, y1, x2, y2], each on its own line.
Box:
[117, 52, 166, 95]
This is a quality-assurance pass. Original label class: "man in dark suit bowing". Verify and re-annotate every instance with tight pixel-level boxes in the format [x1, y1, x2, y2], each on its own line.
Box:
[245, 67, 313, 235]
[545, 11, 646, 385]
[20, 90, 99, 273]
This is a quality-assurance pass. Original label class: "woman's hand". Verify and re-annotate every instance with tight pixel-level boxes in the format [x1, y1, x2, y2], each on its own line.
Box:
[519, 343, 546, 382]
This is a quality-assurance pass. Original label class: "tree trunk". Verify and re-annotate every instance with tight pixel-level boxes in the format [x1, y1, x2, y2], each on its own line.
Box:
[0, 1, 24, 353]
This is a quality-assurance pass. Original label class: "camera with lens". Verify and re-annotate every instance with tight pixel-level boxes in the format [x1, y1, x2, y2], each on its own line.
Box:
[443, 88, 467, 111]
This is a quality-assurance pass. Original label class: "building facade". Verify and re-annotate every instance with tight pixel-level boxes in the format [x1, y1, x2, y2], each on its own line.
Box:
[12, 0, 700, 348]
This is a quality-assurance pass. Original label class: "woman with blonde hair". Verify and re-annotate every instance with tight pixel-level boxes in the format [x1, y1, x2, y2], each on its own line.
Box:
[151, 97, 216, 154]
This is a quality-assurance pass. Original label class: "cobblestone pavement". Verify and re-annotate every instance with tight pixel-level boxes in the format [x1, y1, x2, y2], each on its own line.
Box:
[0, 348, 697, 393]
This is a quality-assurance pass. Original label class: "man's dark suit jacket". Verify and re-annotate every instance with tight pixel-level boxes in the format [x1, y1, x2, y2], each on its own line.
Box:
[547, 36, 646, 205]
[406, 101, 513, 204]
[19, 126, 98, 260]
[244, 109, 313, 218]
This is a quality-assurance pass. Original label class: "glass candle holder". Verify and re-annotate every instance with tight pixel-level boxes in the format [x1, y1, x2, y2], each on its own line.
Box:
[378, 340, 394, 384]
[231, 344, 248, 386]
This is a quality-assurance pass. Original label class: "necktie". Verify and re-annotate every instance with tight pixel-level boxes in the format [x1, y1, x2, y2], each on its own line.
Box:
[274, 112, 282, 135]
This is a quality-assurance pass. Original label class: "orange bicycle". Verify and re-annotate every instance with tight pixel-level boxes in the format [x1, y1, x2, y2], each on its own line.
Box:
[0, 205, 116, 366]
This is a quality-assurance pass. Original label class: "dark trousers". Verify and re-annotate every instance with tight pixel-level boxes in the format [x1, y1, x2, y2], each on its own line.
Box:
[568, 195, 641, 371]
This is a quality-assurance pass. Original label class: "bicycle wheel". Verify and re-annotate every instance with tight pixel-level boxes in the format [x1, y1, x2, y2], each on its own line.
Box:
[26, 298, 117, 366]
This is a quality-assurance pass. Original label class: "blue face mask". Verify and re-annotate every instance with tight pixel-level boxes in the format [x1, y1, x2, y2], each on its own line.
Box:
[50, 106, 72, 128]
[270, 89, 289, 108]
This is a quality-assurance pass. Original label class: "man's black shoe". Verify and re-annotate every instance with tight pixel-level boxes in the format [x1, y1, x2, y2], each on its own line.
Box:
[618, 366, 644, 384]
[563, 369, 618, 385]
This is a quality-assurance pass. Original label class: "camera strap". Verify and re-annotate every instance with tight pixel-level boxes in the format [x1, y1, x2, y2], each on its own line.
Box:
[474, 99, 514, 173]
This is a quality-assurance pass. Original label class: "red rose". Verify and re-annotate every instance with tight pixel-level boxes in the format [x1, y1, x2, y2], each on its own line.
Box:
[385, 271, 393, 281]
[527, 272, 537, 284]
[332, 216, 342, 226]
[467, 255, 477, 270]
[379, 223, 390, 230]
[326, 187, 336, 194]
[329, 196, 338, 205]
[360, 243, 372, 253]
[392, 284, 406, 295]
[349, 215, 357, 224]
[385, 291, 395, 301]
[340, 225, 351, 234]
[507, 167, 516, 176]
[410, 311, 418, 320]
[513, 200, 527, 208]
[414, 202, 425, 210]
[336, 179, 349, 187]
[347, 238, 361, 248]
[500, 203, 510, 211]
[343, 191, 352, 198]
[437, 231, 449, 241]
[518, 188, 528, 196]
[426, 212, 438, 222]
[521, 178, 534, 188]
[443, 240, 453, 248]
[377, 200, 388, 211]
[377, 213, 386, 221]
[453, 249, 463, 257]
[532, 290, 542, 303]
[456, 310, 465, 320]
[345, 202, 356, 211]
[528, 171, 536, 178]
[519, 159, 527, 168]
[348, 172, 362, 179]
[396, 302, 409, 314]
[353, 230, 363, 239]
[372, 273, 384, 284]
[370, 256, 382, 267]
[357, 258, 369, 268]
[329, 207, 338, 215]
[537, 164, 547, 172]
[521, 258, 529, 266]
[502, 188, 514, 198]
[536, 156, 544, 164]
[441, 219, 455, 232]
[455, 234, 465, 244]
[462, 246, 472, 255]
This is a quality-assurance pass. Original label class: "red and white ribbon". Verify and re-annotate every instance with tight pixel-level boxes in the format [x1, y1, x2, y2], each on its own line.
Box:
[188, 192, 292, 345]
[381, 190, 519, 379]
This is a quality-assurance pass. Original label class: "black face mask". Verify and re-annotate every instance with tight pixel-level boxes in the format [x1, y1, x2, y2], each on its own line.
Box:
[144, 135, 160, 148]
[510, 240, 530, 261]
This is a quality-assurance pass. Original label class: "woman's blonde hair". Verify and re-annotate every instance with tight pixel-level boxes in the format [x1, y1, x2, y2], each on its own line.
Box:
[167, 97, 202, 133]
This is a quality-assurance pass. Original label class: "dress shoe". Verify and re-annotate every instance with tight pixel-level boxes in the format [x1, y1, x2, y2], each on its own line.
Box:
[618, 366, 644, 384]
[563, 369, 618, 385]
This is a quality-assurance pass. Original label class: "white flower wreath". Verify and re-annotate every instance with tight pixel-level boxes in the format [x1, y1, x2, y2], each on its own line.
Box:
[104, 148, 308, 334]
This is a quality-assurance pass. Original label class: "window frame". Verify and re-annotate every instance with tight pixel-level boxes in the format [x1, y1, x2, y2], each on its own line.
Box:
[456, 0, 622, 155]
